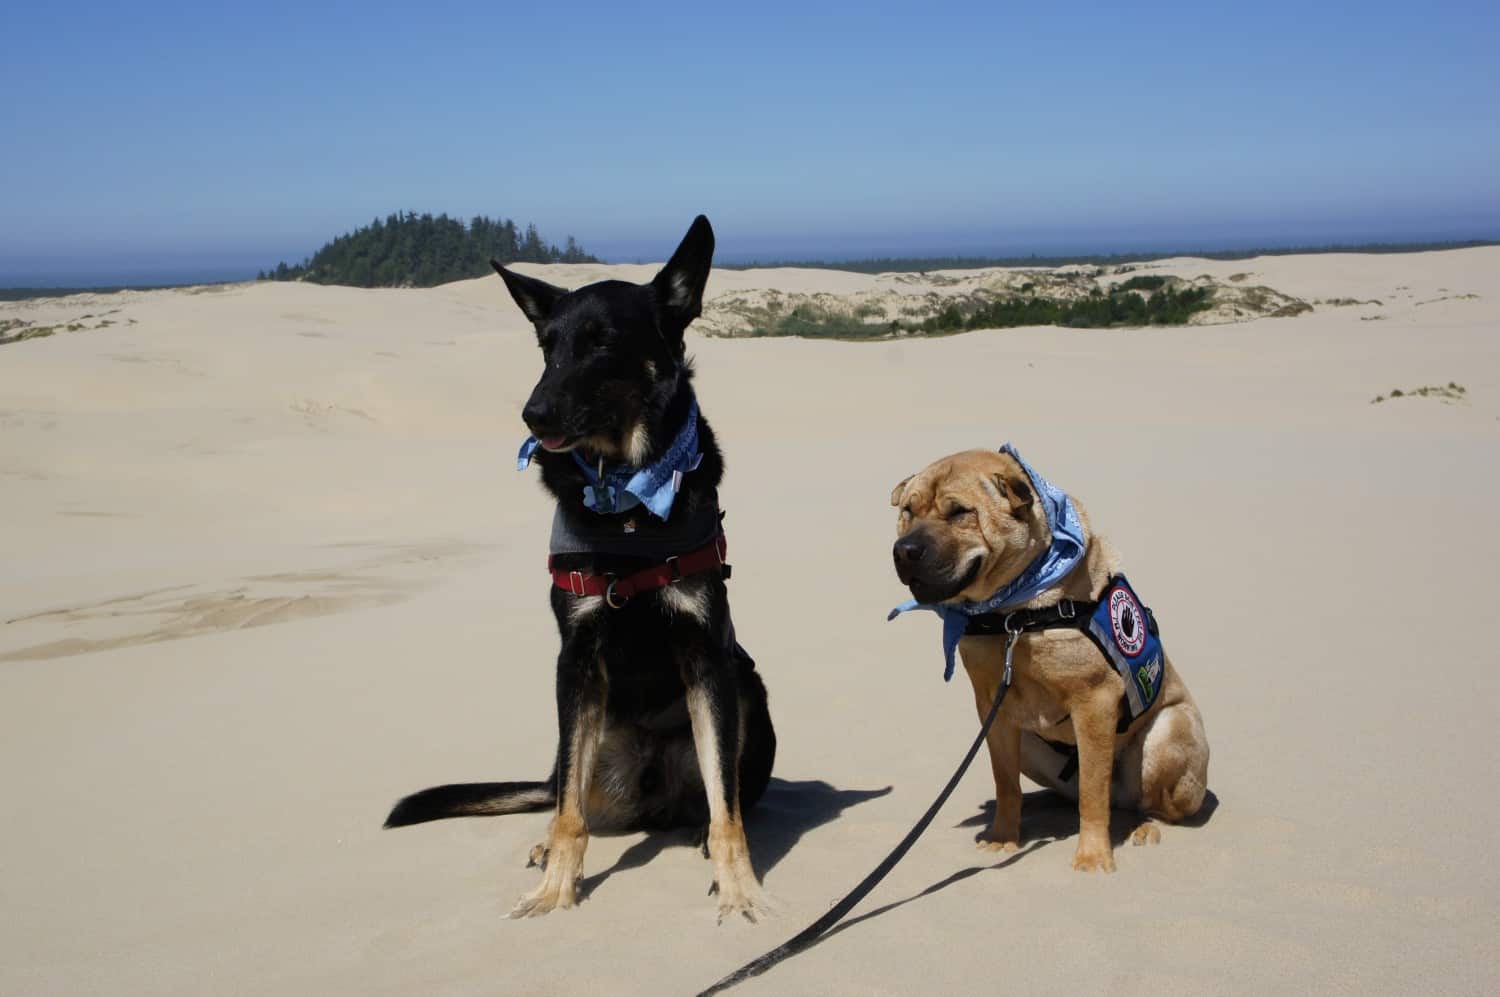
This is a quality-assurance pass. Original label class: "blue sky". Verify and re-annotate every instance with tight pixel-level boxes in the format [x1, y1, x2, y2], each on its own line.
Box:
[2, 1, 1497, 283]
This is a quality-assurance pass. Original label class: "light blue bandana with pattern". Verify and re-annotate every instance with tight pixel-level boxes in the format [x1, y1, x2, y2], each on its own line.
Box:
[516, 400, 703, 521]
[887, 443, 1087, 681]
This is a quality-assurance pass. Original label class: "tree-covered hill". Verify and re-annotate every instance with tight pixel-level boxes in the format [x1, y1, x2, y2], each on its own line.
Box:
[259, 212, 597, 287]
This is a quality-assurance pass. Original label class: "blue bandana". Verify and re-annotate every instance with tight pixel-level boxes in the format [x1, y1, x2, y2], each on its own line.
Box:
[888, 444, 1087, 681]
[516, 400, 703, 521]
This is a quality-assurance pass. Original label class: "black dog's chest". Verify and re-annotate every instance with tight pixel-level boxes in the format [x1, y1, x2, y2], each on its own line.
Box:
[573, 602, 699, 720]
[605, 648, 688, 718]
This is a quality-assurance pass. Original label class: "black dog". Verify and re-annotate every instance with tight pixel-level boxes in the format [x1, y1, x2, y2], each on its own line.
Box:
[384, 216, 776, 922]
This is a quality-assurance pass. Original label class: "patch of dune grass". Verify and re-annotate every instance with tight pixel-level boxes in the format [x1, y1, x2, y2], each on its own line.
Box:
[0, 315, 121, 346]
[742, 286, 1215, 339]
[0, 319, 57, 345]
[1371, 383, 1467, 404]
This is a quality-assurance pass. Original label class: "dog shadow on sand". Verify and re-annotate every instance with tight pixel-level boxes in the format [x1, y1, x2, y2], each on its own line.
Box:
[580, 778, 893, 898]
[960, 786, 1221, 846]
[824, 788, 1220, 941]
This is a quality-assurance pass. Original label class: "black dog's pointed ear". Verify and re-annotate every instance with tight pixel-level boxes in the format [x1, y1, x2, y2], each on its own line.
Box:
[651, 215, 715, 345]
[491, 259, 567, 324]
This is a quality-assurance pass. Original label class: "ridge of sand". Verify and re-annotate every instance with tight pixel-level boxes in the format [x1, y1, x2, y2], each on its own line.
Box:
[1, 248, 1497, 995]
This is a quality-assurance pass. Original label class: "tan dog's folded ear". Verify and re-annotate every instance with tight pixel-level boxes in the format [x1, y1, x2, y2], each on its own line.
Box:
[992, 473, 1034, 513]
[890, 475, 913, 507]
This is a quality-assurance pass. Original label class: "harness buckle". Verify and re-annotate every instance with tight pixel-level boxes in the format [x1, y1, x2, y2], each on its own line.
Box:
[1057, 598, 1076, 621]
[604, 576, 628, 609]
[665, 555, 683, 583]
[568, 571, 586, 597]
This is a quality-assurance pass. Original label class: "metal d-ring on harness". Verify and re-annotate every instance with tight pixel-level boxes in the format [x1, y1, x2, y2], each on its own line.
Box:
[604, 579, 627, 609]
[695, 630, 1021, 996]
[603, 556, 679, 608]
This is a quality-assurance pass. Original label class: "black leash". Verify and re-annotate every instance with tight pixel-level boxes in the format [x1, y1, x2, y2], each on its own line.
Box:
[695, 634, 1018, 996]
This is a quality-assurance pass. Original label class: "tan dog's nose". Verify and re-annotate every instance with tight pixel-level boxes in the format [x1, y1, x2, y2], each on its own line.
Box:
[893, 536, 926, 566]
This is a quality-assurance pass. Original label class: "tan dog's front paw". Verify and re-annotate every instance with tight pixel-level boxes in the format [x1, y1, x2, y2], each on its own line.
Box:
[1130, 821, 1161, 847]
[1071, 842, 1116, 873]
[976, 831, 1020, 854]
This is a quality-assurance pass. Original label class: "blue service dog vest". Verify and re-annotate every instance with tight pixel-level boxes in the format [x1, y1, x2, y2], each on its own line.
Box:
[961, 573, 1166, 733]
[1082, 575, 1164, 729]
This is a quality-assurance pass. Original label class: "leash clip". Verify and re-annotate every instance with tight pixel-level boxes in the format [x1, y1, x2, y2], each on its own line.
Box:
[1003, 631, 1018, 686]
[1003, 611, 1025, 634]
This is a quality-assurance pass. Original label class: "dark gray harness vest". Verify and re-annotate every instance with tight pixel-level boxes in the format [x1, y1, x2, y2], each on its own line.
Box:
[548, 496, 723, 559]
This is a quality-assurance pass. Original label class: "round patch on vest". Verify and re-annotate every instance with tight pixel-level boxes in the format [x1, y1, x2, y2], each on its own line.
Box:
[1107, 585, 1147, 657]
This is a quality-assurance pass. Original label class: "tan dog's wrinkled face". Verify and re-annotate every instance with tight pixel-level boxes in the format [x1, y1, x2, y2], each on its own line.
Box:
[890, 449, 1051, 605]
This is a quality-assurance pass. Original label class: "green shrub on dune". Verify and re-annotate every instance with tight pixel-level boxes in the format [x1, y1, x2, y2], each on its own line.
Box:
[744, 284, 1215, 340]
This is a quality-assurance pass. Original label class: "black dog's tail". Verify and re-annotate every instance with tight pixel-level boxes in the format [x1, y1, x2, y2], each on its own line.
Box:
[384, 781, 555, 828]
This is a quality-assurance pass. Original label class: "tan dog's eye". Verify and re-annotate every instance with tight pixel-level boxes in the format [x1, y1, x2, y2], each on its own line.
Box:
[947, 505, 973, 522]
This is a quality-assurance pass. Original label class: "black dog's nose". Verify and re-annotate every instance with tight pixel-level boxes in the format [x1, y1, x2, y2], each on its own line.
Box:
[522, 396, 554, 434]
[893, 537, 926, 566]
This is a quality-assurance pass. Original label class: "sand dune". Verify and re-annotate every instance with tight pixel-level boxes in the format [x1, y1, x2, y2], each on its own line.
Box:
[2, 249, 1497, 994]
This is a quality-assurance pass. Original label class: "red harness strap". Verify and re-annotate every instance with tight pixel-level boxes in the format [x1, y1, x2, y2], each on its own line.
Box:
[548, 533, 728, 608]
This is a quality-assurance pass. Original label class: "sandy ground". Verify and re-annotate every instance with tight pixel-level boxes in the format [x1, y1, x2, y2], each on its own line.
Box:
[2, 249, 1498, 995]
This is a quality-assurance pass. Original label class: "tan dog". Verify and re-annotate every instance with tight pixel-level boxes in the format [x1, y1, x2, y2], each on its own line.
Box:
[890, 448, 1209, 872]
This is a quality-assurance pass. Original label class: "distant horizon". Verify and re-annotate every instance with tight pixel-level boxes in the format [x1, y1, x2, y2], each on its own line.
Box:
[3, 229, 1496, 291]
[8, 211, 1499, 287]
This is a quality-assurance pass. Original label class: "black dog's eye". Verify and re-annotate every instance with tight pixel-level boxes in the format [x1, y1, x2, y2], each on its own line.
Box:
[573, 333, 606, 361]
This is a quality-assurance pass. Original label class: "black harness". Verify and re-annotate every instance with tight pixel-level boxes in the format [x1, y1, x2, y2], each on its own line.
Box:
[963, 595, 1096, 638]
[963, 579, 1162, 734]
